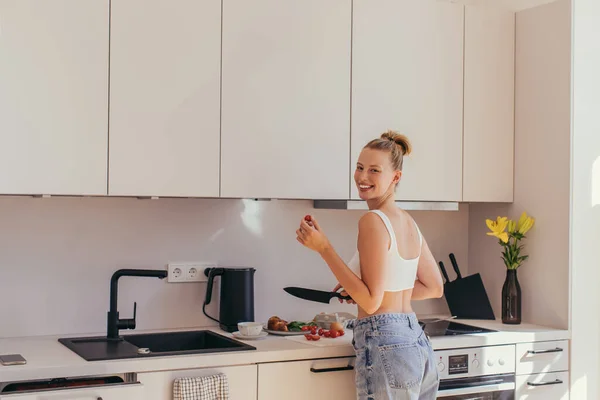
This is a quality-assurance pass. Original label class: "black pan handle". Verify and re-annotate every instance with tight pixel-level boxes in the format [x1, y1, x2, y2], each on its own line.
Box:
[310, 365, 354, 373]
[438, 261, 450, 283]
[449, 253, 462, 279]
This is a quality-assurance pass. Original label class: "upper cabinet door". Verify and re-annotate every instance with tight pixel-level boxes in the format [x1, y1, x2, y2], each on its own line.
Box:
[0, 0, 109, 195]
[220, 0, 351, 199]
[109, 0, 221, 197]
[351, 0, 464, 201]
[463, 6, 515, 202]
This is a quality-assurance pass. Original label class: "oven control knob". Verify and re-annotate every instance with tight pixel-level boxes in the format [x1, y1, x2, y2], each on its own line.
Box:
[437, 362, 445, 372]
[487, 359, 494, 367]
[499, 358, 505, 366]
[472, 359, 480, 368]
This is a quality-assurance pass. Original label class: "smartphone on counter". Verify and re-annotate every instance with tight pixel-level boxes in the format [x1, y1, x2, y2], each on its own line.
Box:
[0, 354, 27, 366]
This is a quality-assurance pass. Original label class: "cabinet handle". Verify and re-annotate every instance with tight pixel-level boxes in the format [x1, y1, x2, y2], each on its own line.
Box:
[310, 365, 354, 373]
[527, 379, 563, 387]
[527, 347, 563, 354]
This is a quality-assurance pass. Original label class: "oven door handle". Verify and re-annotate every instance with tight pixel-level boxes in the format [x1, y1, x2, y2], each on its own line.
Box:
[437, 382, 516, 397]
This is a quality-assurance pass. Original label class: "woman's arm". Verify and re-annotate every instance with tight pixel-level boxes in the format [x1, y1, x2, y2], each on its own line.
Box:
[410, 238, 444, 300]
[297, 213, 389, 314]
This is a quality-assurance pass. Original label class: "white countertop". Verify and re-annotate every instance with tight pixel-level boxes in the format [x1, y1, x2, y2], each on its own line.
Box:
[0, 318, 570, 384]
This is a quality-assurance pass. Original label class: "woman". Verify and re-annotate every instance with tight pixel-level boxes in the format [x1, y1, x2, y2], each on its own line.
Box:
[296, 131, 444, 400]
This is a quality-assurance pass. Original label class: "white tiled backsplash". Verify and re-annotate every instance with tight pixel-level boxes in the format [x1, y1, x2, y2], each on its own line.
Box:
[0, 196, 468, 338]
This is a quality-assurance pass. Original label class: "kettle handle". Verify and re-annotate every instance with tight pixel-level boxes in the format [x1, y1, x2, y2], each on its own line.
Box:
[204, 267, 225, 306]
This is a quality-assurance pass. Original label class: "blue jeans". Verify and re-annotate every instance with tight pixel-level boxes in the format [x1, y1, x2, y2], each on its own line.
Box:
[347, 313, 439, 400]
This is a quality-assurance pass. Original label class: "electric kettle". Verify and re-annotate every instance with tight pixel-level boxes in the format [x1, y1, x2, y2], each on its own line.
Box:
[203, 267, 256, 332]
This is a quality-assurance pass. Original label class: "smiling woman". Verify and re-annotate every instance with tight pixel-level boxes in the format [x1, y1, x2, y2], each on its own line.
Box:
[295, 130, 444, 399]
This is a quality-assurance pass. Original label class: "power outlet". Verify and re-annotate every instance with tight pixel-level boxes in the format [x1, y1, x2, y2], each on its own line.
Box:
[168, 262, 213, 283]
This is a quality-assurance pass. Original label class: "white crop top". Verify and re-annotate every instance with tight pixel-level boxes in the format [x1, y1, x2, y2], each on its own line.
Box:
[347, 209, 422, 292]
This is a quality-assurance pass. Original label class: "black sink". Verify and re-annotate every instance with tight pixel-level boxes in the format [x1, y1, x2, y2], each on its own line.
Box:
[58, 330, 256, 361]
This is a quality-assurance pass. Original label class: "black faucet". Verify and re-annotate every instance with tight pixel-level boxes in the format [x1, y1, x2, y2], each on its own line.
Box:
[107, 268, 168, 340]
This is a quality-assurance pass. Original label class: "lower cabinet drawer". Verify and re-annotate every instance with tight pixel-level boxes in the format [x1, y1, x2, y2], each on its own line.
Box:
[0, 382, 144, 400]
[138, 365, 257, 400]
[258, 357, 356, 400]
[516, 371, 569, 400]
[516, 340, 569, 375]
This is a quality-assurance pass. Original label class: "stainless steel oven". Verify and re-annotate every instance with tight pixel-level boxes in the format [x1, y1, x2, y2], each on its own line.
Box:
[434, 345, 516, 400]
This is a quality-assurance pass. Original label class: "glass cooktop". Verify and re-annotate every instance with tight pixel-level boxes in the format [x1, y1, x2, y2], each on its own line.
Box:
[420, 320, 496, 337]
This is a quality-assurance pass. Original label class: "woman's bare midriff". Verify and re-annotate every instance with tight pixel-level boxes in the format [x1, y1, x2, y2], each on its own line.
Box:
[357, 288, 414, 319]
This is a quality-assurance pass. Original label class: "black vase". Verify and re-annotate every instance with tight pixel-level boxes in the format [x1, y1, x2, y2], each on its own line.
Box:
[502, 269, 521, 324]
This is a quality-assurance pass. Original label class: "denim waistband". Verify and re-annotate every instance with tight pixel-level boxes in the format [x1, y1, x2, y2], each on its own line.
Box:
[346, 312, 420, 330]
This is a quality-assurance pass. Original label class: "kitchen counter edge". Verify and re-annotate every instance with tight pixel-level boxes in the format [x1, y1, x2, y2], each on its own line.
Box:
[0, 321, 570, 384]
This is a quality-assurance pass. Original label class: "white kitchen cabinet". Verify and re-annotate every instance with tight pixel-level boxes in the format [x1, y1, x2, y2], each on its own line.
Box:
[515, 340, 569, 375]
[351, 0, 464, 202]
[108, 0, 221, 197]
[0, 382, 144, 400]
[0, 0, 109, 196]
[516, 371, 569, 400]
[220, 0, 351, 199]
[258, 357, 356, 400]
[137, 365, 257, 400]
[463, 5, 515, 202]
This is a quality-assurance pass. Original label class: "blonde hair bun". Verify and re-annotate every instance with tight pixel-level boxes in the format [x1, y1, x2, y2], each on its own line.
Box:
[380, 130, 412, 156]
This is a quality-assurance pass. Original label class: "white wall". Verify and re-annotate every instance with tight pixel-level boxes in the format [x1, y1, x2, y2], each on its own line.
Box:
[0, 196, 468, 338]
[569, 0, 600, 398]
[468, 0, 571, 329]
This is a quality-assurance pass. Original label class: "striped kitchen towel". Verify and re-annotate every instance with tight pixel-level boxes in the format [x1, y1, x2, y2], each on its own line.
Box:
[173, 373, 230, 400]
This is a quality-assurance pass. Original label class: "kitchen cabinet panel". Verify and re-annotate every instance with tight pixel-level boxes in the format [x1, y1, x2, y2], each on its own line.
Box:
[516, 340, 569, 375]
[108, 0, 221, 197]
[137, 365, 257, 400]
[258, 357, 356, 400]
[0, 382, 144, 400]
[0, 0, 109, 195]
[515, 371, 569, 400]
[463, 6, 515, 202]
[351, 0, 464, 201]
[220, 0, 351, 199]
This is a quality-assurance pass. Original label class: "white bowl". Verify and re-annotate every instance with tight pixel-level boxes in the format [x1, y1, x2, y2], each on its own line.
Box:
[238, 322, 263, 336]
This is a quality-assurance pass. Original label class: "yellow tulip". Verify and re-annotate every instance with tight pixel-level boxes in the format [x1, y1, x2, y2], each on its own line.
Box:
[494, 231, 509, 243]
[485, 216, 509, 243]
[516, 212, 529, 232]
[515, 211, 535, 235]
[518, 216, 535, 235]
[507, 219, 516, 233]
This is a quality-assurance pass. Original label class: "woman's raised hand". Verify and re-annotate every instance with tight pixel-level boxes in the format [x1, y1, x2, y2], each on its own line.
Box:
[296, 215, 330, 254]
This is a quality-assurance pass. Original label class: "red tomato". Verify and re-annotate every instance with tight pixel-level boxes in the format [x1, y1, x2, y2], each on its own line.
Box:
[311, 335, 321, 341]
[338, 330, 345, 336]
[324, 331, 331, 338]
[301, 326, 310, 331]
[304, 334, 312, 340]
[310, 327, 317, 335]
[330, 330, 339, 338]
[318, 328, 324, 336]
